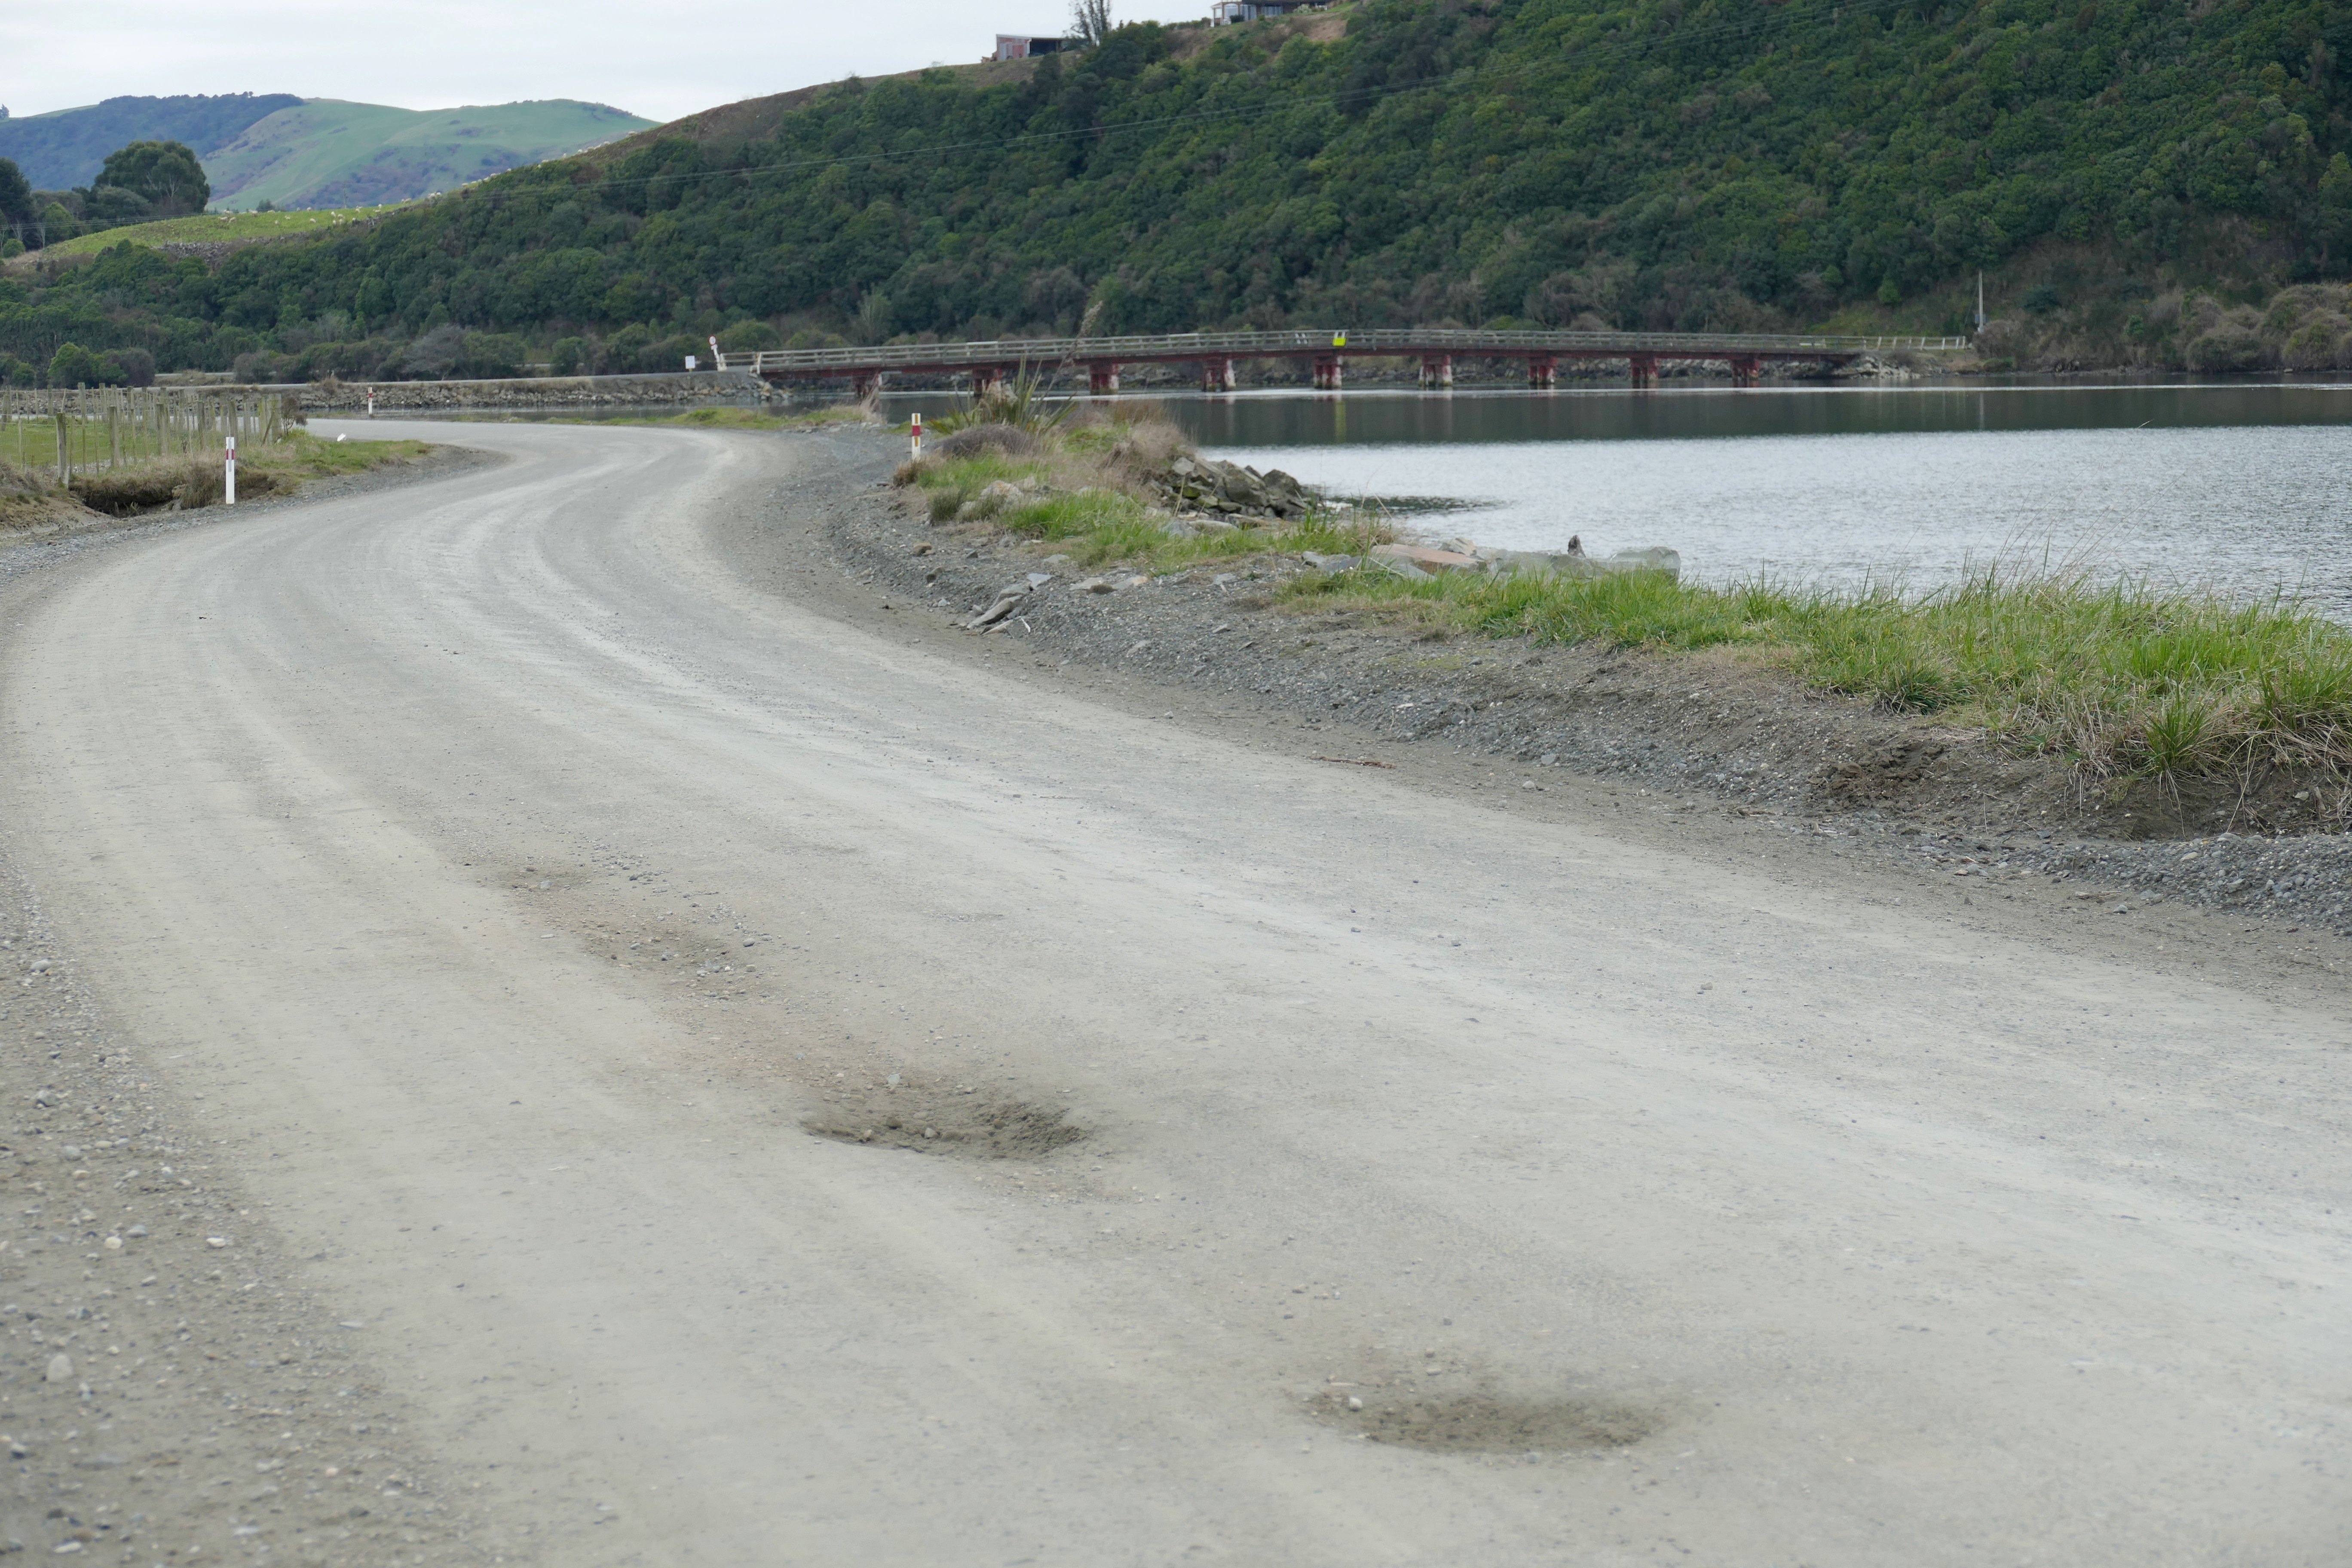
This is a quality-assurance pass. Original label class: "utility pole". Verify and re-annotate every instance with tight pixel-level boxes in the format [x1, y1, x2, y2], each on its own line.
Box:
[1975, 271, 1987, 333]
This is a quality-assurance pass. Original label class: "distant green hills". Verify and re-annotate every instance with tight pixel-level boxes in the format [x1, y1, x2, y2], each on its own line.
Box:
[0, 93, 653, 211]
[202, 100, 655, 211]
[0, 95, 300, 189]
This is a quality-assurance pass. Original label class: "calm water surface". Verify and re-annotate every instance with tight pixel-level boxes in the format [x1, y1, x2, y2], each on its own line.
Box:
[1154, 380, 2352, 617]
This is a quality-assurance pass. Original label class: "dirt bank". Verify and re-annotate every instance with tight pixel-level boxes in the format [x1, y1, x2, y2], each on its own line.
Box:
[0, 444, 496, 555]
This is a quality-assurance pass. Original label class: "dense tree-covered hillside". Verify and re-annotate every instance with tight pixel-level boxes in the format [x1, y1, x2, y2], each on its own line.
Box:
[9, 0, 2352, 383]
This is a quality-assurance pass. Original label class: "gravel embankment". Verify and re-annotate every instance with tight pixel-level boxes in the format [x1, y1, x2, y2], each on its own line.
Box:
[809, 433, 2350, 940]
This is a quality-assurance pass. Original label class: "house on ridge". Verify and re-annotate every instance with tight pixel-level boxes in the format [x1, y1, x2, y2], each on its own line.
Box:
[992, 34, 1071, 60]
[1208, 0, 1319, 21]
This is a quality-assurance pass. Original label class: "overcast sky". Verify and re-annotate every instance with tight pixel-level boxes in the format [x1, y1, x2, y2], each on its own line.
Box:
[7, 0, 1195, 124]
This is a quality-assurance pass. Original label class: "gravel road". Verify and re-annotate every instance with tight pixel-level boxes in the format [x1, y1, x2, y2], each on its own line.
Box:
[0, 418, 2345, 1565]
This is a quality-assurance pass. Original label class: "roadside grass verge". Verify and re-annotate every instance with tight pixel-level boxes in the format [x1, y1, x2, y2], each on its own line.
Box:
[896, 401, 1389, 573]
[61, 432, 430, 514]
[1283, 563, 2352, 788]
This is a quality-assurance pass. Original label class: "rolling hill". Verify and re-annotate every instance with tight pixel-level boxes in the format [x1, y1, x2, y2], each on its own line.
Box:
[202, 99, 655, 211]
[0, 95, 300, 190]
[0, 93, 652, 212]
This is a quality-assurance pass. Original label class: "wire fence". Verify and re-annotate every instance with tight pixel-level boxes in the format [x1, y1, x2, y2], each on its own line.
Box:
[0, 388, 297, 483]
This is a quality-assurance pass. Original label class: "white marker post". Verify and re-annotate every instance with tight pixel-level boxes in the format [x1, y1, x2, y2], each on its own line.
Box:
[224, 435, 236, 505]
[911, 410, 922, 461]
[366, 389, 376, 419]
[708, 334, 722, 369]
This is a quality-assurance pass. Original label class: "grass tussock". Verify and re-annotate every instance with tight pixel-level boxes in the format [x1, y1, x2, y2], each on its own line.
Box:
[1284, 562, 2352, 788]
[894, 401, 1387, 572]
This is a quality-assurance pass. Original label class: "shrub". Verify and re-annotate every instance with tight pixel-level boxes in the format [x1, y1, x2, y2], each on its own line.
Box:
[294, 338, 400, 381]
[717, 321, 781, 353]
[928, 423, 1036, 459]
[639, 334, 705, 373]
[399, 323, 466, 378]
[2186, 326, 2266, 371]
[549, 336, 588, 376]
[606, 323, 653, 369]
[457, 332, 526, 378]
[47, 341, 108, 387]
[232, 349, 291, 384]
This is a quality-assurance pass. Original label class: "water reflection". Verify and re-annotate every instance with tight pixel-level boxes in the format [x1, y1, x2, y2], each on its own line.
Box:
[1139, 380, 2352, 618]
[1166, 379, 2352, 446]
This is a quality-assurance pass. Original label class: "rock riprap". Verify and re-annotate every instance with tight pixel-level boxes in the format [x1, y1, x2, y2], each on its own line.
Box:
[1154, 456, 1311, 523]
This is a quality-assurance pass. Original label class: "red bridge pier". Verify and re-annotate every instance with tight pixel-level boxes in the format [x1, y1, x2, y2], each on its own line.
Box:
[1729, 355, 1760, 389]
[1199, 357, 1236, 393]
[1087, 362, 1120, 395]
[1420, 355, 1454, 389]
[1526, 355, 1557, 389]
[1312, 356, 1344, 391]
[1627, 353, 1660, 389]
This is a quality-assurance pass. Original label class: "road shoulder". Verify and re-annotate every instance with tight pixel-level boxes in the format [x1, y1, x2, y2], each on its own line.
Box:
[702, 426, 2352, 1005]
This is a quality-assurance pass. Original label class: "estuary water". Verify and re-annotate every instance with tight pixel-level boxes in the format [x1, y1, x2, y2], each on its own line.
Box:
[1164, 379, 2352, 618]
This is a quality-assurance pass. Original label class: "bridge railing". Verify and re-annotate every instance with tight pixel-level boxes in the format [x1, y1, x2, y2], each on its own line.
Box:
[719, 327, 1970, 375]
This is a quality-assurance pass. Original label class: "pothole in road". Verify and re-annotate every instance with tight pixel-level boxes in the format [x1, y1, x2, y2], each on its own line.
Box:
[803, 1090, 1087, 1159]
[1309, 1385, 1654, 1455]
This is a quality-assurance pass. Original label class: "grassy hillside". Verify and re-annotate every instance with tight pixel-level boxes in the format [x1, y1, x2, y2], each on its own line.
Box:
[6, 0, 2352, 382]
[27, 206, 400, 261]
[0, 94, 300, 190]
[202, 99, 655, 211]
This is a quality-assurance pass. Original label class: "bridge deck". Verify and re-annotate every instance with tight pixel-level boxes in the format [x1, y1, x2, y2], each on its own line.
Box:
[719, 326, 1967, 382]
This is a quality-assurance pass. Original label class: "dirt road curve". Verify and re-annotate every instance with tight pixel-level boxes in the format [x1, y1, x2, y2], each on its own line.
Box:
[2, 420, 2345, 1565]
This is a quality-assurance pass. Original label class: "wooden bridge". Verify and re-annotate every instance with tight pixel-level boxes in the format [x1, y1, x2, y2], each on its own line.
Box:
[716, 327, 1969, 394]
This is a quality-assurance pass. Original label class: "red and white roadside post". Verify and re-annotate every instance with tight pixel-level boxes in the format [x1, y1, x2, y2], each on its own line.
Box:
[366, 388, 376, 418]
[224, 435, 236, 505]
[911, 410, 923, 461]
[708, 334, 721, 370]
